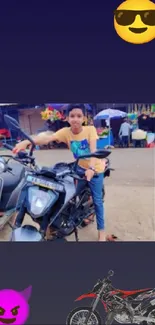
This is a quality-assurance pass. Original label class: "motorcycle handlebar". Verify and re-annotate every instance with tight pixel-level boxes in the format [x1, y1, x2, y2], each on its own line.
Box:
[2, 141, 34, 164]
[92, 278, 113, 294]
[3, 143, 14, 151]
[94, 276, 112, 287]
[100, 270, 114, 284]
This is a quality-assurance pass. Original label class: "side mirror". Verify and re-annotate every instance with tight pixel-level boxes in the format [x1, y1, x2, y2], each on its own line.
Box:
[92, 150, 111, 159]
[74, 150, 111, 172]
[79, 150, 111, 160]
[4, 115, 36, 156]
[108, 270, 114, 277]
[4, 115, 20, 130]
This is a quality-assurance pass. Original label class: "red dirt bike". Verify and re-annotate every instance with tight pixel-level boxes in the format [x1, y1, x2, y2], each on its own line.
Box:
[66, 270, 155, 325]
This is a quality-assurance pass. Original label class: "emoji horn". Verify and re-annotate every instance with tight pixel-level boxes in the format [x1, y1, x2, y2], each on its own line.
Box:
[20, 286, 32, 301]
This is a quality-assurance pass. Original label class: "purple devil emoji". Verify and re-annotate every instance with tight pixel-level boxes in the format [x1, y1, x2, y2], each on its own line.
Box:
[0, 286, 32, 324]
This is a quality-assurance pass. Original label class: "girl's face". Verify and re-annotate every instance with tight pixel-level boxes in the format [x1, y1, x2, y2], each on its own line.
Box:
[68, 108, 84, 131]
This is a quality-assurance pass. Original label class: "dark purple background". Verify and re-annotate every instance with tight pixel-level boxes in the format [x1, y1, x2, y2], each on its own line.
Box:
[0, 1, 155, 324]
[0, 243, 155, 324]
[0, 0, 154, 102]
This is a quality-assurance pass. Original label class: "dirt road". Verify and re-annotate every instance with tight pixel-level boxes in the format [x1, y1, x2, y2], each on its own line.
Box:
[0, 148, 154, 241]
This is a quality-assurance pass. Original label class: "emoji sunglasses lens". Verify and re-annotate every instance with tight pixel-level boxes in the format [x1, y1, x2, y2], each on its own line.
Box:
[114, 10, 137, 26]
[141, 10, 155, 26]
[114, 10, 155, 26]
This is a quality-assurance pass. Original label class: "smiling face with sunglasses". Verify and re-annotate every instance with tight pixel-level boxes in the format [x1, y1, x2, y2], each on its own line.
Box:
[114, 0, 155, 44]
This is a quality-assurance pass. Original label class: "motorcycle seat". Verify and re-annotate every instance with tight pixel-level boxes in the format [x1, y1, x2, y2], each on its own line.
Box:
[0, 162, 25, 193]
[52, 162, 73, 177]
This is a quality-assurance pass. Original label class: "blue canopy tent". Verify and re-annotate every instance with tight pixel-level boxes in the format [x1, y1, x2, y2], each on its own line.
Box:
[94, 108, 127, 148]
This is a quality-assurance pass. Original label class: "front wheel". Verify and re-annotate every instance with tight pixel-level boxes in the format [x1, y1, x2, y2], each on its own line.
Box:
[66, 307, 102, 325]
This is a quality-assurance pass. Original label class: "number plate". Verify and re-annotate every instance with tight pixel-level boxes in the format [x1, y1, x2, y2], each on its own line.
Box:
[26, 175, 64, 192]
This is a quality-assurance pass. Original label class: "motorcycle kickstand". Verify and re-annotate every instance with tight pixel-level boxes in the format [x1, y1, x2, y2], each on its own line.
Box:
[74, 227, 79, 242]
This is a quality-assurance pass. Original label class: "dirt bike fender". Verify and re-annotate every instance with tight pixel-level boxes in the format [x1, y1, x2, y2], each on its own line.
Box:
[75, 293, 107, 311]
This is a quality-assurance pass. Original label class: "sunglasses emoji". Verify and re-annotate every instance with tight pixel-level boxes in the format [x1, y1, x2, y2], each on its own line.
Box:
[114, 0, 155, 44]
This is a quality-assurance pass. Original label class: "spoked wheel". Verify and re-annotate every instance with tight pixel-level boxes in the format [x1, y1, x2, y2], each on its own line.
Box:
[66, 307, 102, 325]
[146, 308, 155, 325]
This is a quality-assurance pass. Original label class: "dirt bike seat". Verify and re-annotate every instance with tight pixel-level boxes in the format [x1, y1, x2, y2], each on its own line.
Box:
[0, 162, 25, 193]
[114, 288, 152, 298]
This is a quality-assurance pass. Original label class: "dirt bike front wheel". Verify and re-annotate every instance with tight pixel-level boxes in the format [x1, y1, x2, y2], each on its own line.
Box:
[66, 307, 102, 325]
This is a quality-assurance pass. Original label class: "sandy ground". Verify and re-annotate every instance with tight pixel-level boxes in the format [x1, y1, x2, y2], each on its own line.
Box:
[0, 148, 154, 241]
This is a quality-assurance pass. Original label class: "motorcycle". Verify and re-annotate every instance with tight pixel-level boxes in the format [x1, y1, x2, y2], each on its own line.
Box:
[66, 270, 155, 325]
[1, 114, 113, 242]
[0, 154, 26, 232]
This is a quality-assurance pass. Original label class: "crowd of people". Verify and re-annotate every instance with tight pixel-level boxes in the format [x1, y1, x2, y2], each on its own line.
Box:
[118, 116, 155, 148]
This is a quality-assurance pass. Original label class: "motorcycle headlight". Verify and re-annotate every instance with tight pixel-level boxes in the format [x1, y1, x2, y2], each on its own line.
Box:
[27, 186, 59, 218]
[0, 158, 6, 174]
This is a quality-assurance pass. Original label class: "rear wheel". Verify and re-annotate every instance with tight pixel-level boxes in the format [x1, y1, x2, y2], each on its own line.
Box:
[147, 308, 155, 324]
[66, 307, 102, 325]
[143, 308, 155, 325]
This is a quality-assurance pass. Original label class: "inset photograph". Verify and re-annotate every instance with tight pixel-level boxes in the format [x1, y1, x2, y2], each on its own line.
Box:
[0, 103, 154, 242]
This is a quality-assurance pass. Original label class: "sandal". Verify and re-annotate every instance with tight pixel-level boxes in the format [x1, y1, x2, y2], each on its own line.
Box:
[106, 234, 118, 241]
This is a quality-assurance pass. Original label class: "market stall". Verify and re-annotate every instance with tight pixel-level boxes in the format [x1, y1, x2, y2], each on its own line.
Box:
[96, 127, 114, 149]
[94, 108, 127, 148]
[127, 105, 155, 148]
[0, 129, 11, 148]
[41, 103, 93, 131]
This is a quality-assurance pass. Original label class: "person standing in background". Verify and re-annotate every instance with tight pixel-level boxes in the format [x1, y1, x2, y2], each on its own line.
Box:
[119, 118, 132, 148]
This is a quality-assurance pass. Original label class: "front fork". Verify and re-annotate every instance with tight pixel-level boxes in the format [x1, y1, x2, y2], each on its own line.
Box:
[85, 306, 115, 325]
[84, 300, 134, 325]
[84, 294, 101, 325]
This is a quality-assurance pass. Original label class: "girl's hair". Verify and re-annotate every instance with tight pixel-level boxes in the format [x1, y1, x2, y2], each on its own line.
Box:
[66, 103, 86, 116]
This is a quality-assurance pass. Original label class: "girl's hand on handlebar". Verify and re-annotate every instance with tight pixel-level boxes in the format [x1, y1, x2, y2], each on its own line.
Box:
[12, 140, 31, 154]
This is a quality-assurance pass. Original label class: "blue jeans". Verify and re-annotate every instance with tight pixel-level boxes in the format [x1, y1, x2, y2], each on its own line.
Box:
[76, 167, 105, 230]
[122, 136, 129, 147]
